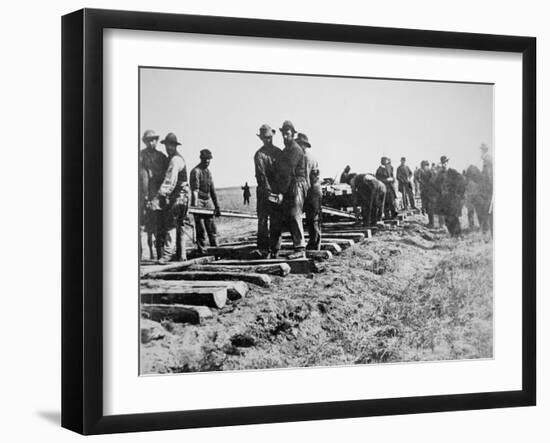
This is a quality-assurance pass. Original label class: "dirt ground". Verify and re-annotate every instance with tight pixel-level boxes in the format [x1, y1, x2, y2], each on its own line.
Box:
[140, 215, 493, 374]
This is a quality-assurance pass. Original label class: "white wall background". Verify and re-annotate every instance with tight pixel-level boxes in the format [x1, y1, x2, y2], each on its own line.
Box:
[0, 0, 545, 441]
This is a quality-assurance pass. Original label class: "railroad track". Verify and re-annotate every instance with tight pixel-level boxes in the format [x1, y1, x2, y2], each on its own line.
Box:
[139, 212, 416, 328]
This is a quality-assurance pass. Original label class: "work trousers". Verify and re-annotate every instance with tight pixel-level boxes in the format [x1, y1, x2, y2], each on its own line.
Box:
[420, 192, 434, 227]
[192, 198, 218, 254]
[305, 190, 322, 250]
[270, 211, 305, 253]
[256, 188, 275, 254]
[270, 180, 307, 254]
[399, 183, 416, 210]
[194, 215, 218, 253]
[445, 215, 461, 237]
[161, 201, 187, 262]
[140, 209, 164, 260]
[384, 192, 397, 219]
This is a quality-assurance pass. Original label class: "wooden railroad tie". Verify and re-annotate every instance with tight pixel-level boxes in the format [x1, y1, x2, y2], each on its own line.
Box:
[193, 245, 257, 260]
[212, 258, 324, 274]
[187, 262, 291, 277]
[141, 279, 248, 301]
[140, 256, 216, 277]
[146, 270, 272, 288]
[141, 304, 213, 325]
[141, 287, 228, 308]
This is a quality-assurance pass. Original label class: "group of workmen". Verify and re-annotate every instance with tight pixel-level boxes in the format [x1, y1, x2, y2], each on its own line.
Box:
[340, 145, 493, 237]
[140, 121, 493, 264]
[139, 119, 322, 263]
[252, 120, 322, 259]
[139, 130, 220, 263]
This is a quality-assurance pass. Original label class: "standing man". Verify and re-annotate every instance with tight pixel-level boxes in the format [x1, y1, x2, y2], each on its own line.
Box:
[396, 157, 416, 210]
[376, 156, 397, 219]
[190, 149, 221, 254]
[433, 156, 466, 237]
[151, 132, 189, 263]
[272, 120, 308, 259]
[252, 124, 282, 259]
[464, 165, 491, 232]
[418, 160, 436, 228]
[139, 129, 168, 260]
[242, 182, 251, 206]
[296, 132, 322, 250]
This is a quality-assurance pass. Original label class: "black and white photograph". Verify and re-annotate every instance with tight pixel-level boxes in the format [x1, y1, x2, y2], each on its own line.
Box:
[138, 67, 494, 375]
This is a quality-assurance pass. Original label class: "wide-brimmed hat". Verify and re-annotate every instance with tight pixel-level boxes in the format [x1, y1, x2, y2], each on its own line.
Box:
[160, 132, 181, 146]
[440, 155, 450, 164]
[257, 124, 276, 137]
[279, 120, 297, 133]
[400, 157, 406, 162]
[480, 143, 489, 152]
[380, 156, 388, 163]
[296, 132, 311, 148]
[142, 129, 159, 142]
[200, 148, 213, 159]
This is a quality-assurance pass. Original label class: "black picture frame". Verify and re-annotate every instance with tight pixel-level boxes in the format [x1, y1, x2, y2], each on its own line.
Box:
[61, 8, 536, 435]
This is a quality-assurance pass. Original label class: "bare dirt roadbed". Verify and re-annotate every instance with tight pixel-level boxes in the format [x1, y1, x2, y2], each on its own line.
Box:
[141, 222, 493, 374]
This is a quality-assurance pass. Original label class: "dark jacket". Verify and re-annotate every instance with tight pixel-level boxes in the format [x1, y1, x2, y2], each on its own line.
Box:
[139, 148, 168, 200]
[190, 164, 218, 208]
[396, 164, 413, 192]
[242, 185, 251, 198]
[254, 144, 282, 196]
[433, 168, 466, 216]
[275, 140, 307, 195]
[351, 174, 386, 203]
[376, 165, 396, 198]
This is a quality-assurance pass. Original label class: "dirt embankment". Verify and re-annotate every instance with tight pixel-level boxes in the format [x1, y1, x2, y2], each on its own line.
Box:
[141, 221, 493, 374]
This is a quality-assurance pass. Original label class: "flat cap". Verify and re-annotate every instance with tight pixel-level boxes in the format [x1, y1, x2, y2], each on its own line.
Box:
[200, 148, 213, 159]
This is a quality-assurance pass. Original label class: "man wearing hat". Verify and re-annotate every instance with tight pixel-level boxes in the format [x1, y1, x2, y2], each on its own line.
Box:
[296, 132, 322, 250]
[139, 129, 168, 260]
[151, 132, 190, 263]
[272, 120, 308, 259]
[252, 124, 282, 258]
[418, 160, 436, 227]
[433, 155, 466, 237]
[375, 156, 397, 219]
[396, 157, 416, 210]
[190, 149, 221, 254]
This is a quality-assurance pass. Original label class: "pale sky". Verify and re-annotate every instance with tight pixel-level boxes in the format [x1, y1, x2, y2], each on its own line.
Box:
[140, 67, 493, 188]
